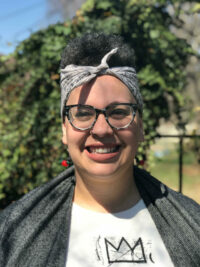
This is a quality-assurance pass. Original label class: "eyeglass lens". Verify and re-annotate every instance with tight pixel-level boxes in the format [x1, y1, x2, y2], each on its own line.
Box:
[67, 104, 136, 130]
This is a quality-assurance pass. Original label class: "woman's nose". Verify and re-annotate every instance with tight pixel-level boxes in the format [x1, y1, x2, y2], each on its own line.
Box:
[90, 114, 113, 137]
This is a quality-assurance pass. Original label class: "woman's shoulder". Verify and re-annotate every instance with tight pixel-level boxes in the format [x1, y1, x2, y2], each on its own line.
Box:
[0, 166, 75, 237]
[134, 165, 200, 211]
[0, 167, 75, 266]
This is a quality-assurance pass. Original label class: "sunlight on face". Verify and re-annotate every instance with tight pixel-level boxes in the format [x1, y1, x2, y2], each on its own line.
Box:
[62, 75, 144, 180]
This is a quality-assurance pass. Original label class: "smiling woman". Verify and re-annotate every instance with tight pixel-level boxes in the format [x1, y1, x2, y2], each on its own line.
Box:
[62, 75, 143, 210]
[0, 33, 200, 267]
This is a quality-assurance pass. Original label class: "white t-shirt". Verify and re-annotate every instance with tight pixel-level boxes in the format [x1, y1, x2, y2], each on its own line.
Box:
[66, 200, 174, 267]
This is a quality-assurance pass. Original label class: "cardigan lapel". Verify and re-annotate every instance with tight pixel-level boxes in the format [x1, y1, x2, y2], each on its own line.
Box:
[0, 167, 75, 267]
[134, 167, 200, 267]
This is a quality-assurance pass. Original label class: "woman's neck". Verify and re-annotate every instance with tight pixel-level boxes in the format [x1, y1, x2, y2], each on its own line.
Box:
[73, 166, 141, 213]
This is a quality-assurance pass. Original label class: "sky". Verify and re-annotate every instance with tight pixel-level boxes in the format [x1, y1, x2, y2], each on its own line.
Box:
[0, 0, 62, 55]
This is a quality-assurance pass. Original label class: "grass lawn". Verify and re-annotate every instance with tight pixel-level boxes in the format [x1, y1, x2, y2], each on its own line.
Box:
[149, 149, 200, 204]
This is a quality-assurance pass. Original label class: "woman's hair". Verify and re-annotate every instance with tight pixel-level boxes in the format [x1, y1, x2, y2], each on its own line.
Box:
[60, 32, 136, 69]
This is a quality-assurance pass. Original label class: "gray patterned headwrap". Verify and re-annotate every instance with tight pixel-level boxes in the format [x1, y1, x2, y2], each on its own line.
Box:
[60, 48, 143, 117]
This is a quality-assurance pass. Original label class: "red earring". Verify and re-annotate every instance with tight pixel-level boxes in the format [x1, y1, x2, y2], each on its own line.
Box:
[61, 160, 69, 168]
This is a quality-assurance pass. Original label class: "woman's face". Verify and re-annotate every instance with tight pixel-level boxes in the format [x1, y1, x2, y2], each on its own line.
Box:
[62, 75, 144, 180]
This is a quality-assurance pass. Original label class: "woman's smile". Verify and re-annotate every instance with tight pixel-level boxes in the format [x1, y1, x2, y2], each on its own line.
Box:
[85, 144, 121, 162]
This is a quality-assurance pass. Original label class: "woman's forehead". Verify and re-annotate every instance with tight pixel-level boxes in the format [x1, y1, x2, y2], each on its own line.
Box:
[66, 75, 136, 106]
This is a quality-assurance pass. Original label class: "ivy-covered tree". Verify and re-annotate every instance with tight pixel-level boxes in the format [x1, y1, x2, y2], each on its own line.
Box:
[0, 0, 199, 208]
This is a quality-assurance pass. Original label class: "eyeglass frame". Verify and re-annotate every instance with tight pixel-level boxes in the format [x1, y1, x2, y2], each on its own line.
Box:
[63, 103, 138, 131]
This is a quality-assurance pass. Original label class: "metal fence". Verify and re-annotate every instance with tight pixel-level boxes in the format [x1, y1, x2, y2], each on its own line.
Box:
[156, 134, 200, 193]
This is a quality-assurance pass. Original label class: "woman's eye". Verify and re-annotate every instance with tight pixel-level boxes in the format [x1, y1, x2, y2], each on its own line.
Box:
[75, 111, 90, 117]
[74, 108, 94, 120]
[110, 109, 129, 117]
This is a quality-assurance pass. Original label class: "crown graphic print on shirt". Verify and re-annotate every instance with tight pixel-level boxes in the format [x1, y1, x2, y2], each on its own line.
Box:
[105, 237, 146, 263]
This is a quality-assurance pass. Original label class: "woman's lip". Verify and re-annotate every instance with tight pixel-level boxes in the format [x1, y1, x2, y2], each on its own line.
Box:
[84, 145, 121, 162]
[85, 144, 121, 148]
[85, 144, 121, 153]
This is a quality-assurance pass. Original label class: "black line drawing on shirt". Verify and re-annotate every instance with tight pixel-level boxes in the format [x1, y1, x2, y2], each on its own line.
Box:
[149, 253, 155, 264]
[96, 236, 101, 261]
[95, 236, 104, 264]
[105, 237, 147, 263]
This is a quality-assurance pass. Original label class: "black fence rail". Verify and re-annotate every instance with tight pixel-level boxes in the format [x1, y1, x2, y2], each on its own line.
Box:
[156, 134, 200, 193]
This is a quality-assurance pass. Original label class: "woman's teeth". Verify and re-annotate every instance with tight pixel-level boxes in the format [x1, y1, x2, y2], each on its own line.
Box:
[88, 146, 119, 154]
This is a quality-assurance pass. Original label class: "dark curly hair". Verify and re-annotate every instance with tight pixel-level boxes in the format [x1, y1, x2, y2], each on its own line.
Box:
[60, 32, 136, 69]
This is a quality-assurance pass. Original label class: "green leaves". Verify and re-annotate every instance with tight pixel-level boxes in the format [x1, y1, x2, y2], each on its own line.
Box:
[138, 65, 166, 88]
[82, 0, 95, 12]
[150, 30, 160, 39]
[96, 1, 113, 10]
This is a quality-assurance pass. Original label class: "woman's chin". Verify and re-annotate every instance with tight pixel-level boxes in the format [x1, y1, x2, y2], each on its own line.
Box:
[75, 161, 128, 181]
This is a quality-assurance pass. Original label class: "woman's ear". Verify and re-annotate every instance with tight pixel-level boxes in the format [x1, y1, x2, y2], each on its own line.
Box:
[62, 123, 68, 145]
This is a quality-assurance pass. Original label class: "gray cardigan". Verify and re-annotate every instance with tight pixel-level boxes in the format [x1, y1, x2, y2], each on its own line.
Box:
[0, 166, 200, 267]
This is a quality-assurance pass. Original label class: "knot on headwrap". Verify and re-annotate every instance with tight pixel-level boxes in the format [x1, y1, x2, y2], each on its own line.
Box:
[60, 47, 143, 117]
